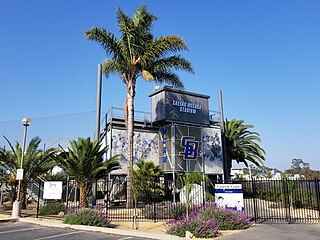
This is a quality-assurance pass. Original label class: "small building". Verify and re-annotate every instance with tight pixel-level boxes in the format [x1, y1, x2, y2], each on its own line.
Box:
[103, 86, 224, 180]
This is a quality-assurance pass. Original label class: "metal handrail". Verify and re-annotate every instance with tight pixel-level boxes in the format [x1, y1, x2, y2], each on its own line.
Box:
[105, 106, 152, 124]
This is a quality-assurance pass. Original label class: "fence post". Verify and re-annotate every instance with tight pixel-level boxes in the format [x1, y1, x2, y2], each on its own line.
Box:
[65, 177, 69, 214]
[251, 178, 257, 223]
[36, 179, 41, 218]
[283, 178, 291, 224]
[0, 183, 3, 206]
[153, 178, 157, 223]
[104, 177, 109, 218]
[315, 178, 320, 222]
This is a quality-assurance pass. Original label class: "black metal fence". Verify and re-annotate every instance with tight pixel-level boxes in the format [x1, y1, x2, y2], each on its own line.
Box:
[63, 178, 208, 222]
[238, 179, 320, 224]
[1, 178, 319, 224]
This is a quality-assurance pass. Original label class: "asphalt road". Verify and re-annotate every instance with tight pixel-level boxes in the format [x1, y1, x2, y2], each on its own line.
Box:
[0, 222, 154, 240]
[2, 220, 320, 240]
[219, 223, 320, 240]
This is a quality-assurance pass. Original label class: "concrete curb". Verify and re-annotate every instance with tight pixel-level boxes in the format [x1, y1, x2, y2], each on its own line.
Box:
[18, 217, 184, 240]
[0, 217, 19, 223]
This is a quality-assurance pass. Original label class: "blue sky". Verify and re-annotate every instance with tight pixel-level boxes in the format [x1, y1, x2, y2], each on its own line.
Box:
[0, 0, 319, 171]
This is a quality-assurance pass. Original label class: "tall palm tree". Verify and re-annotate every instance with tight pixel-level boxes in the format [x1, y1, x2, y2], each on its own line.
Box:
[0, 136, 56, 208]
[84, 6, 193, 206]
[224, 119, 265, 176]
[52, 137, 120, 208]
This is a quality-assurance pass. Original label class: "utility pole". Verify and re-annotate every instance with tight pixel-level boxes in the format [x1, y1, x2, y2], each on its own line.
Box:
[218, 90, 229, 183]
[92, 63, 102, 206]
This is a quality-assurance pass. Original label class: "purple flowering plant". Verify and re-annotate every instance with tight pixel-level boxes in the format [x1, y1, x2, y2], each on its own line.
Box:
[63, 206, 111, 227]
[165, 203, 252, 238]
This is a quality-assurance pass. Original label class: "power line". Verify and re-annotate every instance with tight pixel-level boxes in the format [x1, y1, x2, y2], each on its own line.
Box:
[0, 110, 97, 123]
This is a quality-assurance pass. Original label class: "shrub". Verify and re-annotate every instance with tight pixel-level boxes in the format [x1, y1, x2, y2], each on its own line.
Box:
[166, 209, 220, 238]
[166, 204, 252, 238]
[200, 205, 252, 230]
[168, 203, 187, 219]
[63, 208, 110, 227]
[142, 202, 187, 220]
[39, 202, 65, 216]
[205, 192, 215, 202]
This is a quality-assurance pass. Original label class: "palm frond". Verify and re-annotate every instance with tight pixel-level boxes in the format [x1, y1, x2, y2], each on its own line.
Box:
[224, 119, 265, 171]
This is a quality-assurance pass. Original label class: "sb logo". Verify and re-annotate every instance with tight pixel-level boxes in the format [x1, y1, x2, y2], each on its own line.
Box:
[179, 136, 199, 160]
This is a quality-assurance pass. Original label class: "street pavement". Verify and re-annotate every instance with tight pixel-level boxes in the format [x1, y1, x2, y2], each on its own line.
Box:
[217, 223, 320, 240]
[0, 222, 164, 240]
[1, 214, 320, 240]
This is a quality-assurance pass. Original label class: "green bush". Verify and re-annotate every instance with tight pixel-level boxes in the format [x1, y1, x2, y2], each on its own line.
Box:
[39, 202, 65, 216]
[63, 208, 109, 227]
[142, 202, 187, 220]
[168, 203, 187, 219]
[205, 192, 215, 202]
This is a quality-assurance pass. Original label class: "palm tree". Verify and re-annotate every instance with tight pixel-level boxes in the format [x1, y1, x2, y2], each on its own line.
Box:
[84, 6, 193, 207]
[52, 137, 120, 208]
[0, 136, 56, 208]
[131, 159, 164, 203]
[224, 119, 266, 176]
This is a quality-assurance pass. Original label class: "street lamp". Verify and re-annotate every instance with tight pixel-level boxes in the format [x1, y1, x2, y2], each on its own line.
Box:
[12, 117, 31, 218]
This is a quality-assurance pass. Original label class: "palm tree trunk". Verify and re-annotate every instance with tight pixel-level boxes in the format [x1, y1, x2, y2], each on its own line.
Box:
[126, 79, 135, 208]
[21, 182, 27, 210]
[79, 183, 87, 208]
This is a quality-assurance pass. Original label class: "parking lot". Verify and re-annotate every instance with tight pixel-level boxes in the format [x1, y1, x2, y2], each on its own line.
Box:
[218, 223, 320, 240]
[0, 222, 154, 240]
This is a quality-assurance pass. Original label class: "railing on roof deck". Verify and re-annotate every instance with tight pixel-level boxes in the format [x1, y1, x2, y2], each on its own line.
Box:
[105, 107, 221, 126]
[105, 107, 152, 125]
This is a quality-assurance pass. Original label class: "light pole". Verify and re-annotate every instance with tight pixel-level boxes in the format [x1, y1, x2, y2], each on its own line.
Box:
[12, 117, 31, 218]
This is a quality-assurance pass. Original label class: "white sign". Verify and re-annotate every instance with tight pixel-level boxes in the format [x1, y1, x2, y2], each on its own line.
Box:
[16, 169, 24, 180]
[215, 184, 242, 190]
[215, 184, 244, 211]
[43, 181, 63, 200]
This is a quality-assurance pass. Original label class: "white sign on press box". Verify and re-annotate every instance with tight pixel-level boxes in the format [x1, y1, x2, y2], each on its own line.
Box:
[43, 181, 63, 200]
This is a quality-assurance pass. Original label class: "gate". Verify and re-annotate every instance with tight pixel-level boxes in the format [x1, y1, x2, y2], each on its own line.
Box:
[239, 179, 320, 224]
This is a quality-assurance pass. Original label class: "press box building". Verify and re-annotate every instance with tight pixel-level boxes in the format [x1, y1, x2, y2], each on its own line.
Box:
[104, 86, 223, 180]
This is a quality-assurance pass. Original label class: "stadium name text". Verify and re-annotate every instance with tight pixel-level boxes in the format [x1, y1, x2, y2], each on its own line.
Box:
[172, 100, 202, 114]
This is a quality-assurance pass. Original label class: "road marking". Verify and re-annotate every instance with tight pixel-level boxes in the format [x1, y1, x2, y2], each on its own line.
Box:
[119, 237, 133, 240]
[34, 231, 85, 240]
[0, 228, 42, 234]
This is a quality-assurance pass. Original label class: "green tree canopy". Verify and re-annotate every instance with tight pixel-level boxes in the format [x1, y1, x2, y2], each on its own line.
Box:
[224, 119, 266, 175]
[285, 159, 320, 179]
[52, 137, 120, 207]
[130, 159, 163, 204]
[0, 136, 56, 208]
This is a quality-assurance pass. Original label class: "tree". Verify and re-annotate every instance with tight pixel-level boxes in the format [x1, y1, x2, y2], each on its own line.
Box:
[84, 6, 193, 207]
[224, 119, 265, 177]
[52, 137, 120, 208]
[0, 136, 55, 208]
[129, 158, 163, 229]
[177, 172, 204, 218]
[131, 159, 164, 204]
[290, 158, 310, 170]
[285, 159, 320, 179]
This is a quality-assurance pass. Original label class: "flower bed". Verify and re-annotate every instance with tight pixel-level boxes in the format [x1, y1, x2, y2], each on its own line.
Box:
[165, 204, 252, 238]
